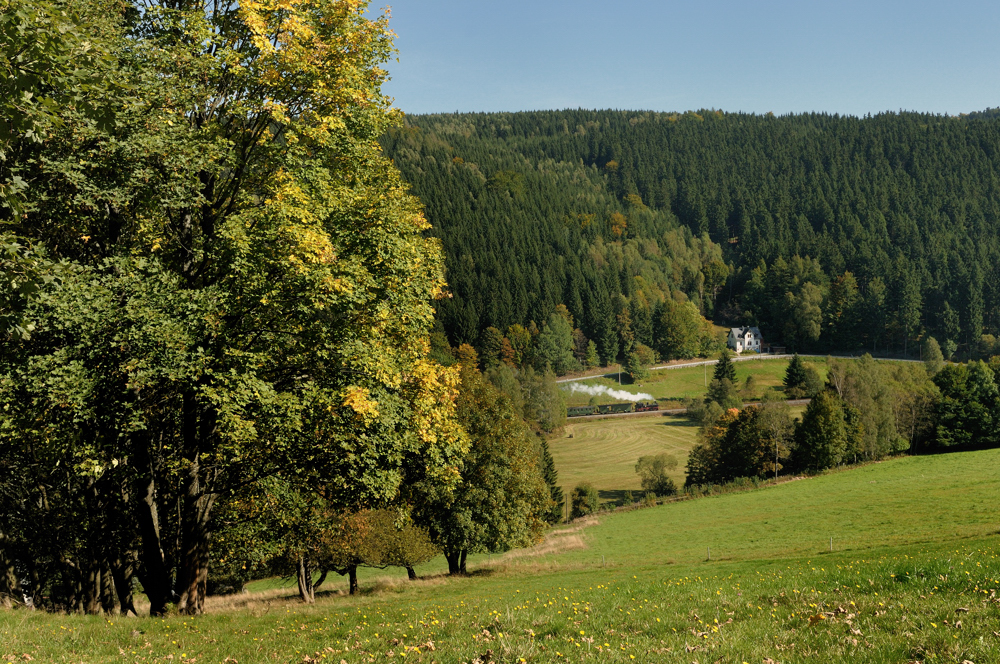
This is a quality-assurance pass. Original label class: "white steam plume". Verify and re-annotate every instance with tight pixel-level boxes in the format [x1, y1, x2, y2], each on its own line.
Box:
[561, 383, 654, 402]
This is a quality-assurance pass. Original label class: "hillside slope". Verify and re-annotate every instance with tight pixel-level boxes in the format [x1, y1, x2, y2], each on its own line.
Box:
[383, 110, 1000, 358]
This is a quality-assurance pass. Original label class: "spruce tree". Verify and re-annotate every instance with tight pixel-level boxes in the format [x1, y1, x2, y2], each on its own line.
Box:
[538, 437, 564, 523]
[713, 351, 737, 383]
[784, 354, 808, 392]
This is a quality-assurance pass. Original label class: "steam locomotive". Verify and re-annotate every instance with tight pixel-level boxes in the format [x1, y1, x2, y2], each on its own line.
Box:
[567, 400, 660, 417]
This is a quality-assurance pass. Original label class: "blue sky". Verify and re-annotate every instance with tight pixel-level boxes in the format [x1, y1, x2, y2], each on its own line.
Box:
[374, 0, 1000, 117]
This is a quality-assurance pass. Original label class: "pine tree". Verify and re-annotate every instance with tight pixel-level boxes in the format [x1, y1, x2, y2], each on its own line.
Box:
[784, 354, 807, 392]
[713, 351, 737, 383]
[538, 437, 564, 523]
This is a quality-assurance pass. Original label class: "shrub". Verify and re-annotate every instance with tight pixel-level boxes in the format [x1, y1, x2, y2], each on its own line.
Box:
[570, 482, 600, 518]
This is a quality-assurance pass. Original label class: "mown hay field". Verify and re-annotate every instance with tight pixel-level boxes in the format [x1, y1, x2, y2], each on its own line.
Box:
[550, 415, 699, 501]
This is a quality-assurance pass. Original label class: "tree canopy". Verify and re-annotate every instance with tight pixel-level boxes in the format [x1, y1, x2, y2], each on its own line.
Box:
[0, 0, 464, 615]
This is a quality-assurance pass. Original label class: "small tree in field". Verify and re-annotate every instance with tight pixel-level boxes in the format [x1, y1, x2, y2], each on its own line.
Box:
[635, 454, 679, 495]
[713, 351, 737, 383]
[784, 354, 808, 396]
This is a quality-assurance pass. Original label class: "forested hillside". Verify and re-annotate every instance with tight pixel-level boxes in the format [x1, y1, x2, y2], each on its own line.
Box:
[382, 110, 1000, 362]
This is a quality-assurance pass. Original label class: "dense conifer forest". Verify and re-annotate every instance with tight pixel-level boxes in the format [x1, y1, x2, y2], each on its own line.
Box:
[382, 109, 1000, 362]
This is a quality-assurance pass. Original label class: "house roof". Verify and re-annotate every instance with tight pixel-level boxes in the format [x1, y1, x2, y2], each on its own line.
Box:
[729, 326, 762, 337]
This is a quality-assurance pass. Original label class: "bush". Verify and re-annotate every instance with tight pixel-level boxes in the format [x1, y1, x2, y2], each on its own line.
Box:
[570, 482, 600, 518]
[804, 366, 824, 397]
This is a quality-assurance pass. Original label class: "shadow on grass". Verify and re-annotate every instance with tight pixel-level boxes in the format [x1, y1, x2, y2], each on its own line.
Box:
[599, 489, 634, 505]
[660, 417, 699, 428]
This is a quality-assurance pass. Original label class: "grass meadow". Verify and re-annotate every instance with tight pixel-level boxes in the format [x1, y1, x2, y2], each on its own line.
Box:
[560, 357, 830, 408]
[550, 416, 699, 502]
[5, 448, 1000, 663]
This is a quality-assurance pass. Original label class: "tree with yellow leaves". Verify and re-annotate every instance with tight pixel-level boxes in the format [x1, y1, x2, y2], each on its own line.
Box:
[0, 0, 465, 615]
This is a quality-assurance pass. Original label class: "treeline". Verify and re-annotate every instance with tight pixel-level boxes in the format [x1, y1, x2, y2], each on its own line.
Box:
[251, 355, 558, 597]
[684, 348, 1000, 487]
[431, 301, 720, 383]
[383, 109, 1000, 359]
[0, 0, 559, 616]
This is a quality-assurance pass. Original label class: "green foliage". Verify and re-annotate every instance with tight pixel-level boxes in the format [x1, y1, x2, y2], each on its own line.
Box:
[713, 351, 737, 383]
[931, 361, 1000, 449]
[0, 0, 116, 213]
[803, 366, 824, 397]
[783, 354, 808, 393]
[479, 326, 505, 368]
[537, 437, 564, 524]
[623, 343, 654, 382]
[924, 337, 945, 374]
[384, 110, 1000, 357]
[686, 405, 786, 485]
[521, 367, 567, 433]
[354, 510, 439, 571]
[686, 398, 725, 428]
[570, 482, 599, 519]
[535, 312, 579, 375]
[653, 298, 705, 360]
[635, 454, 679, 495]
[584, 340, 600, 368]
[706, 378, 742, 410]
[793, 390, 848, 472]
[0, 0, 467, 616]
[415, 366, 549, 572]
[825, 355, 917, 458]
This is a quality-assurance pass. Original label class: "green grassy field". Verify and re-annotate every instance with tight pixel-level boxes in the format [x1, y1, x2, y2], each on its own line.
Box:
[550, 415, 699, 501]
[561, 356, 829, 407]
[6, 448, 1000, 663]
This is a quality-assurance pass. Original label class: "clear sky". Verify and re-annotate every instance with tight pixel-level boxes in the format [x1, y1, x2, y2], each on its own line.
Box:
[374, 0, 1000, 117]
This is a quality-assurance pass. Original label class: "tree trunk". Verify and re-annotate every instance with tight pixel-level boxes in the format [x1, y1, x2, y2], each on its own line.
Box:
[348, 566, 358, 595]
[176, 464, 215, 615]
[134, 448, 171, 617]
[444, 551, 461, 575]
[176, 394, 218, 616]
[314, 570, 328, 590]
[297, 555, 315, 603]
[100, 560, 117, 614]
[406, 566, 417, 581]
[459, 550, 468, 575]
[0, 532, 19, 608]
[111, 555, 137, 616]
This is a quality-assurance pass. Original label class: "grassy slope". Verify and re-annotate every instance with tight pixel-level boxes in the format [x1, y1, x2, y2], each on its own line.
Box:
[561, 357, 829, 407]
[6, 449, 1000, 663]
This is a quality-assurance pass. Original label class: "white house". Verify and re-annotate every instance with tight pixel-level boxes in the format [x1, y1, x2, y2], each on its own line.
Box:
[727, 326, 762, 353]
